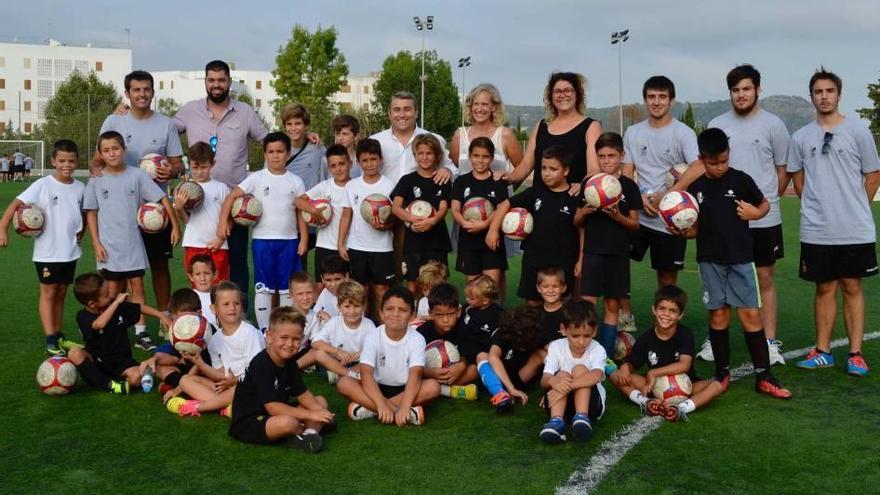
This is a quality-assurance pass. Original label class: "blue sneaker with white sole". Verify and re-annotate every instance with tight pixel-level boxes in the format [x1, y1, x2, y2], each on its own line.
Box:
[796, 349, 834, 369]
[571, 413, 593, 441]
[539, 416, 567, 444]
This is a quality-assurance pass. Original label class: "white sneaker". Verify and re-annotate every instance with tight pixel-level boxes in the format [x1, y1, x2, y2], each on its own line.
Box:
[408, 405, 425, 425]
[347, 402, 376, 421]
[346, 368, 361, 380]
[768, 339, 786, 366]
[618, 312, 637, 333]
[696, 338, 715, 361]
[327, 371, 339, 385]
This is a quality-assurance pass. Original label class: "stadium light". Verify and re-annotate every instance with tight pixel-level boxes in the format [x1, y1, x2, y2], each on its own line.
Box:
[414, 15, 434, 128]
[611, 29, 630, 133]
[458, 57, 471, 129]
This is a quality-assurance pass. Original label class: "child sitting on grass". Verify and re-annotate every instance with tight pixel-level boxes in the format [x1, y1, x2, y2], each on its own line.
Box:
[485, 305, 547, 413]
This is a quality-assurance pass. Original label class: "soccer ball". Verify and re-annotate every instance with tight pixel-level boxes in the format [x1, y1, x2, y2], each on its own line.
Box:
[651, 373, 693, 405]
[424, 340, 461, 369]
[137, 202, 169, 233]
[301, 198, 332, 227]
[36, 356, 78, 395]
[664, 163, 690, 189]
[582, 173, 622, 208]
[659, 191, 700, 231]
[139, 153, 168, 181]
[614, 330, 636, 362]
[170, 313, 209, 355]
[462, 196, 494, 222]
[177, 180, 205, 211]
[13, 204, 45, 237]
[231, 194, 263, 226]
[501, 207, 533, 240]
[359, 193, 392, 228]
[405, 199, 436, 230]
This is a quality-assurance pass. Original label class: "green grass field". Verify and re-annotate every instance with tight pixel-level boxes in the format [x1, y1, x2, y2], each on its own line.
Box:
[1, 180, 878, 494]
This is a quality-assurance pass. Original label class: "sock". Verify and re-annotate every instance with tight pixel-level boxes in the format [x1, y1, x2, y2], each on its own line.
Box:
[598, 323, 618, 357]
[254, 292, 273, 331]
[46, 333, 61, 346]
[744, 329, 770, 379]
[709, 327, 730, 378]
[848, 351, 862, 358]
[478, 360, 504, 396]
[440, 384, 451, 397]
[76, 360, 111, 390]
[135, 324, 147, 335]
[628, 390, 649, 406]
[279, 292, 293, 307]
[302, 427, 318, 436]
[679, 399, 696, 414]
[164, 371, 182, 388]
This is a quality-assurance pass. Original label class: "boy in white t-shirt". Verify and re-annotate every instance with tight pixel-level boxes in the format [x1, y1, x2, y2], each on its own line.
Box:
[174, 141, 230, 283]
[311, 280, 375, 384]
[218, 132, 307, 332]
[337, 286, 440, 426]
[314, 254, 349, 323]
[0, 140, 86, 355]
[539, 299, 607, 444]
[187, 254, 217, 328]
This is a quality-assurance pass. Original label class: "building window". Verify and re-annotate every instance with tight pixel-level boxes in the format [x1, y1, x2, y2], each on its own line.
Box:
[0, 79, 5, 89]
[75, 60, 89, 73]
[171, 81, 174, 89]
[24, 80, 32, 90]
[159, 81, 164, 90]
[0, 100, 5, 111]
[0, 57, 5, 68]
[256, 98, 262, 108]
[54, 59, 73, 79]
[340, 84, 352, 93]
[95, 61, 103, 72]
[38, 58, 52, 77]
[364, 86, 369, 94]
[24, 123, 32, 133]
[239, 79, 245, 84]
[24, 57, 32, 69]
[256, 80, 262, 90]
[24, 101, 32, 112]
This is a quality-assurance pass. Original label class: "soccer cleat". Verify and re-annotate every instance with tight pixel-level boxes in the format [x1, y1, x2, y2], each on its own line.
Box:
[664, 404, 689, 422]
[796, 349, 834, 369]
[491, 391, 513, 414]
[756, 375, 792, 399]
[539, 417, 567, 444]
[220, 403, 233, 419]
[768, 339, 786, 366]
[302, 364, 317, 374]
[134, 333, 157, 351]
[570, 413, 593, 442]
[45, 340, 65, 357]
[165, 396, 185, 414]
[604, 358, 618, 377]
[288, 433, 323, 453]
[847, 355, 870, 377]
[326, 371, 339, 385]
[644, 399, 666, 417]
[347, 402, 377, 421]
[696, 338, 715, 361]
[449, 384, 478, 400]
[108, 380, 130, 395]
[408, 406, 425, 425]
[58, 337, 84, 351]
[618, 312, 637, 333]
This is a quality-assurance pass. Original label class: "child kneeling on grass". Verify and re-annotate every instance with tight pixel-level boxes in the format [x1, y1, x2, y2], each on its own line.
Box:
[229, 306, 335, 453]
[484, 305, 547, 413]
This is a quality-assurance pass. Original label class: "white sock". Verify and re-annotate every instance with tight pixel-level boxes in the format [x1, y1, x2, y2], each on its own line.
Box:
[679, 399, 696, 414]
[440, 385, 451, 397]
[135, 324, 147, 335]
[279, 292, 293, 307]
[628, 390, 649, 406]
[255, 292, 273, 331]
[302, 427, 318, 436]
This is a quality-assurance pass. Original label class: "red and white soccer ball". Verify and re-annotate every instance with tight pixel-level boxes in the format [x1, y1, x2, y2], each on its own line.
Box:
[301, 198, 332, 227]
[36, 356, 78, 395]
[13, 204, 45, 237]
[177, 180, 205, 211]
[231, 194, 263, 226]
[171, 313, 209, 355]
[501, 207, 533, 240]
[664, 163, 690, 189]
[425, 340, 461, 369]
[582, 173, 622, 208]
[651, 373, 693, 405]
[137, 202, 169, 233]
[139, 153, 168, 181]
[462, 196, 494, 222]
[359, 193, 392, 228]
[614, 330, 636, 362]
[659, 191, 700, 231]
[405, 199, 436, 230]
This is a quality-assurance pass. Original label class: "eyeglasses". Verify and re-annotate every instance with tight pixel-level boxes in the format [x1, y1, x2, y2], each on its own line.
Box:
[552, 88, 575, 97]
[209, 135, 219, 153]
[821, 132, 833, 155]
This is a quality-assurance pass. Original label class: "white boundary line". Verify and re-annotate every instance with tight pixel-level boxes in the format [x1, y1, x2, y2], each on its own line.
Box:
[556, 331, 880, 495]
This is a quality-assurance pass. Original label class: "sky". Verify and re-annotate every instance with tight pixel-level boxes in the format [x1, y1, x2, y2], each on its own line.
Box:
[7, 0, 880, 118]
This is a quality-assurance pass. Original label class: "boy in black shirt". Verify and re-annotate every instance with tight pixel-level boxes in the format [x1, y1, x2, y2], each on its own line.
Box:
[66, 272, 171, 394]
[676, 128, 791, 399]
[488, 145, 582, 303]
[487, 305, 548, 413]
[230, 307, 334, 452]
[611, 286, 723, 421]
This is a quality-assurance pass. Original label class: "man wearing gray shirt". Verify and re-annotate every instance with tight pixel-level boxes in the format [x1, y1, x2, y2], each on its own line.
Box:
[788, 68, 880, 377]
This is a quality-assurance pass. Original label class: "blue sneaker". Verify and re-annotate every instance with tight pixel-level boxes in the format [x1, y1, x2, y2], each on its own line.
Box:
[796, 349, 834, 369]
[571, 413, 593, 442]
[604, 358, 618, 378]
[847, 355, 869, 377]
[539, 416, 567, 444]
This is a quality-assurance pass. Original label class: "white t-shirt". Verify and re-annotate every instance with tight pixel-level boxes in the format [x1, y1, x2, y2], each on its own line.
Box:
[16, 176, 85, 262]
[194, 289, 217, 331]
[237, 168, 305, 240]
[370, 127, 458, 182]
[305, 178, 349, 250]
[207, 320, 265, 380]
[544, 338, 607, 413]
[342, 175, 395, 252]
[182, 179, 230, 249]
[314, 315, 376, 354]
[416, 297, 430, 319]
[360, 325, 426, 386]
[314, 288, 339, 319]
[303, 308, 321, 343]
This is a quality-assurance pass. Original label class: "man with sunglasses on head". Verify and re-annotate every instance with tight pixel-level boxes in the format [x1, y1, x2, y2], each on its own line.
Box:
[788, 67, 880, 377]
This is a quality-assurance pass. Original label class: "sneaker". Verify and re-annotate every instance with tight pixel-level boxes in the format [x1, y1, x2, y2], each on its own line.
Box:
[220, 403, 233, 419]
[696, 338, 714, 361]
[108, 380, 130, 395]
[302, 364, 317, 374]
[287, 433, 323, 454]
[604, 358, 618, 377]
[346, 368, 361, 380]
[664, 404, 689, 422]
[768, 339, 786, 366]
[847, 355, 870, 377]
[45, 340, 65, 357]
[796, 349, 834, 369]
[347, 402, 377, 421]
[644, 399, 666, 417]
[570, 413, 593, 441]
[449, 384, 478, 400]
[491, 391, 513, 414]
[134, 333, 156, 351]
[58, 337, 84, 351]
[618, 312, 637, 333]
[755, 375, 792, 399]
[176, 399, 202, 417]
[539, 416, 567, 444]
[408, 405, 425, 425]
[165, 396, 185, 413]
[327, 371, 339, 385]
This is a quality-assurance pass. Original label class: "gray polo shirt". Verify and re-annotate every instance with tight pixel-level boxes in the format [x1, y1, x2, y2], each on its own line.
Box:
[100, 112, 183, 191]
[286, 141, 327, 191]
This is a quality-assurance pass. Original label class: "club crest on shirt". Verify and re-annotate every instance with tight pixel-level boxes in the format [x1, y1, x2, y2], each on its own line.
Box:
[263, 186, 271, 196]
[648, 350, 658, 366]
[413, 186, 422, 198]
[463, 313, 470, 324]
[274, 378, 279, 390]
[436, 190, 442, 197]
[696, 192, 704, 204]
[463, 187, 471, 197]
[534, 198, 542, 211]
[488, 190, 496, 198]
[379, 354, 386, 367]
[674, 351, 680, 361]
[51, 195, 59, 206]
[504, 349, 514, 361]
[724, 189, 736, 199]
[101, 189, 110, 200]
[561, 205, 571, 215]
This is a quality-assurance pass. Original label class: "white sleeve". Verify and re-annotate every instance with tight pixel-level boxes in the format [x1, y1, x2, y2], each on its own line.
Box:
[680, 127, 700, 164]
[543, 340, 562, 375]
[769, 118, 791, 166]
[359, 329, 379, 368]
[306, 180, 326, 199]
[622, 128, 635, 166]
[786, 136, 804, 173]
[207, 337, 223, 370]
[341, 183, 354, 208]
[237, 172, 258, 195]
[435, 132, 459, 178]
[407, 331, 426, 368]
[587, 343, 608, 379]
[16, 180, 43, 204]
[312, 318, 334, 345]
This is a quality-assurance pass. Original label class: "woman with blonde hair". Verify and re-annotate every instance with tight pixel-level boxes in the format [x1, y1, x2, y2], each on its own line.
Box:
[449, 83, 523, 175]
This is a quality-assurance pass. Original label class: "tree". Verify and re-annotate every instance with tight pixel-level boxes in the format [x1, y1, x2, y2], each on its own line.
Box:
[622, 104, 645, 128]
[373, 50, 461, 139]
[2, 119, 20, 140]
[272, 25, 349, 138]
[679, 102, 704, 134]
[157, 97, 180, 117]
[856, 78, 880, 136]
[232, 88, 272, 130]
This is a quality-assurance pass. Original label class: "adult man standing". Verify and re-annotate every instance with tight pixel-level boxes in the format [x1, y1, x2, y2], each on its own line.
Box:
[788, 68, 880, 377]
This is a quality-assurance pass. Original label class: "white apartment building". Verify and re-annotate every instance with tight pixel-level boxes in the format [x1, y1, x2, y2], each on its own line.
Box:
[0, 38, 132, 134]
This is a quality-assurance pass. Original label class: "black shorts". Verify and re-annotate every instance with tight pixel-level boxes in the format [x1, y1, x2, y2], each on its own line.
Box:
[96, 356, 139, 379]
[630, 225, 686, 272]
[751, 225, 784, 267]
[517, 262, 574, 302]
[229, 415, 275, 445]
[456, 249, 508, 275]
[34, 260, 77, 285]
[542, 385, 605, 421]
[379, 383, 406, 398]
[799, 242, 878, 283]
[402, 250, 448, 282]
[580, 253, 630, 299]
[141, 223, 173, 262]
[348, 249, 396, 286]
[100, 268, 146, 281]
[14, 164, 25, 174]
[313, 246, 337, 281]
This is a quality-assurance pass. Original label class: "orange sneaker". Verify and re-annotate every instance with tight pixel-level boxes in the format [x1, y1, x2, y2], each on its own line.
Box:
[756, 375, 792, 399]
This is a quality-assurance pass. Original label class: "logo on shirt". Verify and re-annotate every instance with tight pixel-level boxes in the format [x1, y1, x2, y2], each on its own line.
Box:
[127, 188, 136, 197]
[379, 354, 386, 367]
[640, 145, 648, 156]
[560, 205, 571, 215]
[263, 186, 271, 196]
[464, 187, 471, 197]
[117, 315, 124, 325]
[696, 192, 704, 204]
[724, 189, 736, 199]
[504, 349, 514, 361]
[674, 351, 680, 361]
[534, 198, 542, 211]
[51, 195, 59, 206]
[463, 313, 470, 324]
[274, 378, 279, 390]
[436, 190, 442, 197]
[353, 194, 360, 203]
[648, 351, 658, 366]
[413, 186, 422, 198]
[488, 190, 496, 198]
[480, 323, 491, 333]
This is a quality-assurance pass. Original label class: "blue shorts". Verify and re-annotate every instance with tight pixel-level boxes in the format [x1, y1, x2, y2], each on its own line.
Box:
[698, 262, 760, 310]
[252, 239, 303, 293]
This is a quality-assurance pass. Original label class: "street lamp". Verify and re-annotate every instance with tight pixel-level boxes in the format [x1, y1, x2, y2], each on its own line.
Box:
[413, 15, 434, 128]
[458, 56, 471, 129]
[611, 29, 630, 133]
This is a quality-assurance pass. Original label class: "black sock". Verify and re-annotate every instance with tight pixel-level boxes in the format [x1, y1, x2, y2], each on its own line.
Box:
[76, 360, 112, 390]
[745, 329, 770, 379]
[46, 333, 60, 346]
[709, 328, 730, 378]
[164, 371, 182, 388]
[848, 351, 862, 358]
